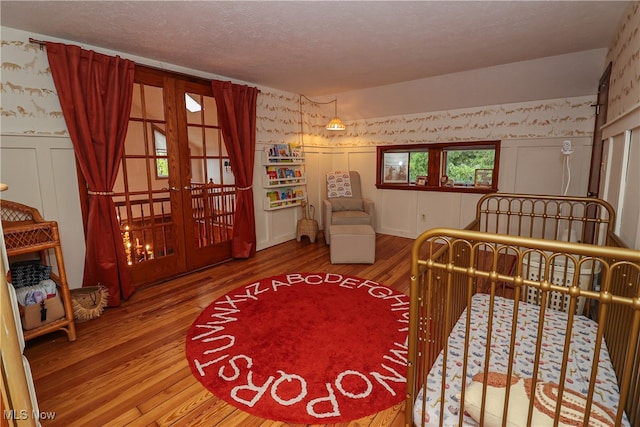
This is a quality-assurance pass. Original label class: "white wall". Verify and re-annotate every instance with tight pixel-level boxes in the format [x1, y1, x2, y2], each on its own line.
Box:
[601, 118, 640, 249]
[300, 96, 596, 240]
[0, 136, 85, 287]
[302, 136, 593, 240]
[598, 2, 640, 249]
[605, 3, 640, 122]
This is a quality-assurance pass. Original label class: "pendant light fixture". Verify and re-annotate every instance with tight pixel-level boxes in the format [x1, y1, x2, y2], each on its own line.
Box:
[325, 99, 346, 131]
[300, 95, 346, 131]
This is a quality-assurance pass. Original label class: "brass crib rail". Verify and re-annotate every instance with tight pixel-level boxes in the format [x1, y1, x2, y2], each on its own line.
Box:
[406, 227, 640, 427]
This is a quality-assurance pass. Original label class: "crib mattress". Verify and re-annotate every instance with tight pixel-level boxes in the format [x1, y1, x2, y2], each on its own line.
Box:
[413, 293, 628, 426]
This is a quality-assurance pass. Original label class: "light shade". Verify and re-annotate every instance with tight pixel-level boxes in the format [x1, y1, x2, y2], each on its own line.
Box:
[326, 98, 346, 131]
[326, 116, 346, 131]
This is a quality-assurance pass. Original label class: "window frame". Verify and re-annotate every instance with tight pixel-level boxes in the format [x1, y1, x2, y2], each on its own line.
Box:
[375, 140, 501, 193]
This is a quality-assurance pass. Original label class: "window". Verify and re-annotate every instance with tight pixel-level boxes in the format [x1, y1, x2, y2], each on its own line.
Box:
[376, 141, 500, 193]
[443, 146, 496, 187]
[152, 125, 168, 179]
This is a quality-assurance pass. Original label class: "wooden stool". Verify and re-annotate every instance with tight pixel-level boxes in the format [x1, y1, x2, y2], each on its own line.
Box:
[296, 218, 318, 243]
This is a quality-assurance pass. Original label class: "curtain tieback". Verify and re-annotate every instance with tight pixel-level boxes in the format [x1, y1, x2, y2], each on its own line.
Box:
[237, 185, 253, 191]
[87, 190, 115, 196]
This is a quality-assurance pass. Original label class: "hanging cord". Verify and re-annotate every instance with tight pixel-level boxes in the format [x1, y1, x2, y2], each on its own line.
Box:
[300, 94, 338, 107]
[299, 94, 339, 130]
[299, 94, 304, 147]
[561, 140, 573, 196]
[562, 155, 571, 196]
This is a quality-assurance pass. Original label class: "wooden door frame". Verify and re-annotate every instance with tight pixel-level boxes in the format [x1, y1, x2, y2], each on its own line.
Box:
[587, 61, 612, 198]
[583, 62, 612, 244]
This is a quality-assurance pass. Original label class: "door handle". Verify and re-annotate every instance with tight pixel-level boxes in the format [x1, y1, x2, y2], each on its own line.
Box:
[170, 186, 180, 192]
[184, 185, 193, 190]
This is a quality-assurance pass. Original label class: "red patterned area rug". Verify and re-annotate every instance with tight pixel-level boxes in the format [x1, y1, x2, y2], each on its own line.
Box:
[185, 273, 409, 423]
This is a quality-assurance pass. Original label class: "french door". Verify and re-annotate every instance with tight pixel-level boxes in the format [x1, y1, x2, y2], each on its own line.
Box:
[112, 67, 235, 286]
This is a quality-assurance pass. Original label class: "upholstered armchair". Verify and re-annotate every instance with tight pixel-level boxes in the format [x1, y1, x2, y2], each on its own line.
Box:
[322, 171, 375, 245]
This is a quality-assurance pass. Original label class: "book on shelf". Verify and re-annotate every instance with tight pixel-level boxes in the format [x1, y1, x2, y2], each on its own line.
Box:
[266, 191, 280, 202]
[290, 143, 303, 158]
[266, 166, 278, 181]
[267, 143, 303, 161]
[275, 144, 291, 158]
[280, 189, 294, 200]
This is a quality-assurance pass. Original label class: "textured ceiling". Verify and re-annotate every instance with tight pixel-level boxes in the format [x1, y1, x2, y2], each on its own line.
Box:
[0, 1, 630, 96]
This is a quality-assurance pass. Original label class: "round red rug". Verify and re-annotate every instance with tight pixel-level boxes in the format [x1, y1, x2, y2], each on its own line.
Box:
[185, 273, 409, 423]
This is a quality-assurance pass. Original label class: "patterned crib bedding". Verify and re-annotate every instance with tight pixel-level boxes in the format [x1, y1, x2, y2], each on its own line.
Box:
[413, 293, 628, 426]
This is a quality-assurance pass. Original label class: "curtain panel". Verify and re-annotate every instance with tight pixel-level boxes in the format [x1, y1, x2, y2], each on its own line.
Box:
[46, 42, 135, 306]
[212, 80, 259, 258]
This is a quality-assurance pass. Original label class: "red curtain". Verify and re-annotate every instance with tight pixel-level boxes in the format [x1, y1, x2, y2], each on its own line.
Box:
[46, 42, 135, 306]
[212, 80, 258, 258]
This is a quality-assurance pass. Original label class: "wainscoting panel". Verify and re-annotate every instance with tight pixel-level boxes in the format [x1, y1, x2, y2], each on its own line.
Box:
[0, 135, 85, 288]
[346, 150, 377, 199]
[416, 192, 462, 235]
[303, 150, 324, 226]
[619, 131, 640, 247]
[601, 104, 640, 249]
[0, 147, 41, 207]
[513, 145, 587, 196]
[378, 189, 418, 238]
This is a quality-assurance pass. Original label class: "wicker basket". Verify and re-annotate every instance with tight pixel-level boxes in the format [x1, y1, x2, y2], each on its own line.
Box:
[296, 201, 318, 243]
[70, 286, 108, 321]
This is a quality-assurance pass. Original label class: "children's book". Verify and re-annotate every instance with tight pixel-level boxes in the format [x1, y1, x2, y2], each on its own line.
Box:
[289, 143, 302, 158]
[267, 191, 280, 202]
[266, 166, 278, 181]
[275, 144, 291, 158]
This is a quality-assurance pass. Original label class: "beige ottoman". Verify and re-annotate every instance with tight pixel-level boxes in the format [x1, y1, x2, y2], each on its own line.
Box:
[330, 224, 376, 264]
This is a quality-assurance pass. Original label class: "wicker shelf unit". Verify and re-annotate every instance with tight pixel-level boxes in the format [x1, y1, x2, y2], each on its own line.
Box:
[1, 200, 77, 342]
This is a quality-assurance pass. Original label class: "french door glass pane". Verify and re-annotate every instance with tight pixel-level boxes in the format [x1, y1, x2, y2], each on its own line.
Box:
[116, 82, 173, 265]
[186, 93, 234, 248]
[185, 93, 202, 125]
[142, 85, 165, 121]
[124, 121, 145, 156]
[203, 95, 218, 125]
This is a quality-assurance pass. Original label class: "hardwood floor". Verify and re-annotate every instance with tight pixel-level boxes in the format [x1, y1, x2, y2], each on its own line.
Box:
[24, 233, 415, 427]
